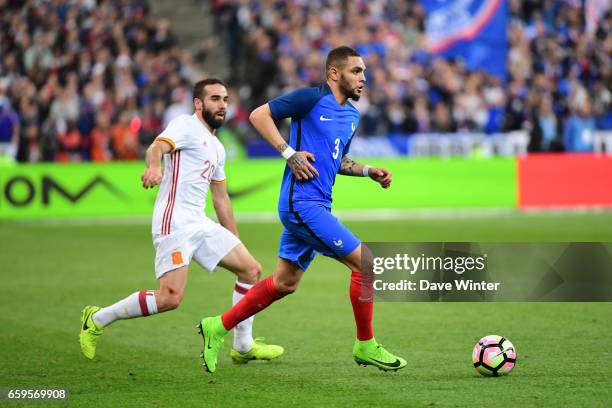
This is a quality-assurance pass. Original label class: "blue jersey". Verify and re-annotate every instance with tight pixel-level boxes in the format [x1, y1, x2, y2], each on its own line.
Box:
[269, 84, 360, 211]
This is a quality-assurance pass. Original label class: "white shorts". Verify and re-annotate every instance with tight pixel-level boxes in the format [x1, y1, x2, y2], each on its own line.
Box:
[152, 222, 241, 279]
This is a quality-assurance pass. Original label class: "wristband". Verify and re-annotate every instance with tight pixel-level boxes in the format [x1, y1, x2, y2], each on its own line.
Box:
[362, 165, 371, 177]
[281, 146, 296, 160]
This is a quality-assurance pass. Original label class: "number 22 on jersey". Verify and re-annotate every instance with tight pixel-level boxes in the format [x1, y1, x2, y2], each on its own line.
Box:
[200, 160, 216, 182]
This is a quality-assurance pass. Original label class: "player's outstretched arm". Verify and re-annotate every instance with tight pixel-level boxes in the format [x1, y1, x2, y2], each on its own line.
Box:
[338, 155, 392, 189]
[210, 181, 239, 237]
[249, 104, 319, 181]
[141, 140, 172, 189]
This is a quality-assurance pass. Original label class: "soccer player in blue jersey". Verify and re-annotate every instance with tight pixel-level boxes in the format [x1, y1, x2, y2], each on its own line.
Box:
[197, 46, 407, 373]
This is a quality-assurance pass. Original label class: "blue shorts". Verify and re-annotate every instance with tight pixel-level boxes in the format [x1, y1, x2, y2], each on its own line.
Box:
[278, 204, 361, 271]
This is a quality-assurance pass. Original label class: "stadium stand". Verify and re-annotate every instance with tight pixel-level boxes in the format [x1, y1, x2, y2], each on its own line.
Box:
[1, 0, 610, 162]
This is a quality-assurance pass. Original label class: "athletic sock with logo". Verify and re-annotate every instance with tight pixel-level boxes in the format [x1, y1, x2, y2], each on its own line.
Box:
[92, 291, 158, 327]
[349, 271, 374, 341]
[221, 276, 285, 331]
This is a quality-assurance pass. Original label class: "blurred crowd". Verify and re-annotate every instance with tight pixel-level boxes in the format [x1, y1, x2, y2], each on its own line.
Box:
[215, 0, 611, 152]
[0, 0, 206, 163]
[1, 0, 611, 163]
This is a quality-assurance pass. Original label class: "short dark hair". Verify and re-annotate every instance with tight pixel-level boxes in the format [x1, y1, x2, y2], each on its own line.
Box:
[193, 78, 226, 101]
[325, 46, 361, 72]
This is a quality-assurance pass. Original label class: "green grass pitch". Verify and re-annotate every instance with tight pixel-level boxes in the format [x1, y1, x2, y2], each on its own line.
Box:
[2, 213, 612, 407]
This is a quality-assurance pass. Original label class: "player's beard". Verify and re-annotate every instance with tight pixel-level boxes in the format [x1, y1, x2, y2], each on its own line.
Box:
[339, 74, 361, 101]
[203, 108, 225, 129]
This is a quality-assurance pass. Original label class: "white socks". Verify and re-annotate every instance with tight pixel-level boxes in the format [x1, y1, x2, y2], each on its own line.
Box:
[92, 290, 158, 328]
[232, 281, 254, 353]
[90, 282, 255, 352]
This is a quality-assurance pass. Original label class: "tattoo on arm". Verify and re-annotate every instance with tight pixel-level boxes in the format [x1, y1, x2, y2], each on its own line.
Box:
[339, 156, 360, 176]
[276, 143, 289, 153]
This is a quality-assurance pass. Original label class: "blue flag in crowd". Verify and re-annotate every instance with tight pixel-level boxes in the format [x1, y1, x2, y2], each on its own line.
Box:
[422, 0, 507, 78]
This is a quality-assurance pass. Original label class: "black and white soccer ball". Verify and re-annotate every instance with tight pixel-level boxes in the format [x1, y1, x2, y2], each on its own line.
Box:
[472, 335, 517, 376]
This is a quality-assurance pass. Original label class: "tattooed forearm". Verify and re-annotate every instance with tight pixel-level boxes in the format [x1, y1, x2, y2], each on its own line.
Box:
[276, 143, 289, 153]
[339, 156, 356, 175]
[338, 155, 363, 176]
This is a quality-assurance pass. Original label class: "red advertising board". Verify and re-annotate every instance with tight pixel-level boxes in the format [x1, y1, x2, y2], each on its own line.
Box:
[518, 154, 612, 209]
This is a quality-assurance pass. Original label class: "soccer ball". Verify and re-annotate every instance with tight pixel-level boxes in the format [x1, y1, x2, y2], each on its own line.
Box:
[472, 335, 517, 376]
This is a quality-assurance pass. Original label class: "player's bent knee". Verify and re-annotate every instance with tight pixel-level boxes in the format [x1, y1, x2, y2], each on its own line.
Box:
[158, 287, 184, 311]
[251, 262, 262, 282]
[237, 261, 262, 285]
[276, 279, 299, 295]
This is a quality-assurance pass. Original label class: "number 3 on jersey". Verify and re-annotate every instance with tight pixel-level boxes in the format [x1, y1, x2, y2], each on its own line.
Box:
[332, 138, 340, 159]
[200, 160, 215, 182]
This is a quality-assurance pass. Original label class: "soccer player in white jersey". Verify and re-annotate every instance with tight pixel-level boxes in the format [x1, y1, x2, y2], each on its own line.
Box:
[79, 78, 283, 365]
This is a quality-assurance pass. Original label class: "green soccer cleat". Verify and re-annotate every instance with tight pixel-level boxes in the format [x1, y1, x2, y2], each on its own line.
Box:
[197, 316, 227, 373]
[353, 338, 407, 372]
[79, 305, 104, 359]
[230, 338, 284, 364]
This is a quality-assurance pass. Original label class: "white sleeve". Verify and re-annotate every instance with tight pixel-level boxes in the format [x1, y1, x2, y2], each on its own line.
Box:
[155, 118, 187, 151]
[211, 144, 226, 183]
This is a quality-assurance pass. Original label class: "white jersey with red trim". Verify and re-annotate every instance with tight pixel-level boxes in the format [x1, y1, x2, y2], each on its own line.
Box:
[151, 114, 226, 235]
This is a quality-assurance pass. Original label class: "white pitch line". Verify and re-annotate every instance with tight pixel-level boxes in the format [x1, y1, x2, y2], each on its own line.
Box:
[2, 207, 611, 227]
